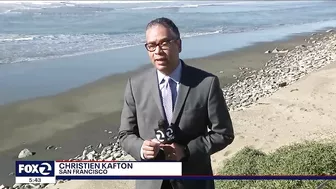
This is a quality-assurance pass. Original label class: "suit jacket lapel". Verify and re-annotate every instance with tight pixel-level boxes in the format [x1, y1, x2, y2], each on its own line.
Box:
[149, 68, 166, 120]
[171, 62, 190, 125]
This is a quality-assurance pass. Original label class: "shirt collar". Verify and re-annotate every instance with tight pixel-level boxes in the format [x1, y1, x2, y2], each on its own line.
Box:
[157, 60, 182, 85]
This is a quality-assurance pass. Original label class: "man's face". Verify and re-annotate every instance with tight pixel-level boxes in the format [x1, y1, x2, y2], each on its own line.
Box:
[145, 24, 181, 74]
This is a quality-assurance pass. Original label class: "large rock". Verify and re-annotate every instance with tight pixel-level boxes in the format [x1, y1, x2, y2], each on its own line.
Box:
[18, 148, 33, 159]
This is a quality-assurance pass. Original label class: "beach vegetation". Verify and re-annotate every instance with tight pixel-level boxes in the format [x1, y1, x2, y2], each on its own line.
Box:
[215, 141, 336, 189]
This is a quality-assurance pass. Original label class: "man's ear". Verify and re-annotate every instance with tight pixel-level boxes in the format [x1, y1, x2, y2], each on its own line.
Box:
[178, 39, 182, 53]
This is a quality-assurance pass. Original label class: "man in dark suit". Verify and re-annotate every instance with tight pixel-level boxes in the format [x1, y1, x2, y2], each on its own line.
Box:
[118, 17, 234, 189]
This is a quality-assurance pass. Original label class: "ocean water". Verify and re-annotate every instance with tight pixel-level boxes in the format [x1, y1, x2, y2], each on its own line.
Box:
[0, 0, 336, 65]
[0, 0, 336, 105]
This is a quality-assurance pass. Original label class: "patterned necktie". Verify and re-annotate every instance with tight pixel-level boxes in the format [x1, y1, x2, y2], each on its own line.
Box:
[162, 77, 177, 125]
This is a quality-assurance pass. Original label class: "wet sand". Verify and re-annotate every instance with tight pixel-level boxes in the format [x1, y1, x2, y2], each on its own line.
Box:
[0, 30, 318, 186]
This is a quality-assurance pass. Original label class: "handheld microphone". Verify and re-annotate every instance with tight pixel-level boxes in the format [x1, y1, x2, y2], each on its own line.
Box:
[158, 119, 166, 130]
[155, 119, 175, 144]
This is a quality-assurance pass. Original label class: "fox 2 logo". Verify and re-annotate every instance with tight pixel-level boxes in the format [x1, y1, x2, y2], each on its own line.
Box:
[155, 127, 175, 143]
[16, 161, 54, 177]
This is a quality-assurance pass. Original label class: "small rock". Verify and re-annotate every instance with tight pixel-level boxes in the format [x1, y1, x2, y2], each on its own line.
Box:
[290, 89, 299, 92]
[279, 49, 289, 53]
[118, 154, 135, 161]
[46, 145, 54, 150]
[100, 154, 111, 160]
[82, 149, 88, 160]
[12, 183, 22, 188]
[272, 48, 279, 53]
[57, 180, 64, 184]
[108, 131, 113, 134]
[18, 148, 33, 159]
[113, 152, 122, 159]
[86, 153, 94, 160]
[0, 184, 5, 189]
[105, 156, 114, 161]
[106, 150, 112, 155]
[39, 183, 48, 188]
[278, 82, 287, 87]
[97, 143, 103, 149]
[265, 50, 271, 53]
[300, 108, 308, 112]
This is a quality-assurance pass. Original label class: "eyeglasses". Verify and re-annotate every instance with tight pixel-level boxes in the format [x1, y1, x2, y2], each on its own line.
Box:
[144, 39, 178, 52]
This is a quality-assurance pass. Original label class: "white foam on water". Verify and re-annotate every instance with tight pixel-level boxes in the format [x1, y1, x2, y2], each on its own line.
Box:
[0, 0, 322, 14]
[0, 37, 34, 42]
[0, 0, 177, 14]
[0, 28, 231, 64]
[130, 4, 198, 10]
[127, 1, 261, 11]
[0, 1, 176, 4]
[0, 1, 65, 14]
[182, 30, 222, 38]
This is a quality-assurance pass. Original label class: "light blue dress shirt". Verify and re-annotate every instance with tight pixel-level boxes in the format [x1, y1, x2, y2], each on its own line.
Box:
[140, 60, 182, 159]
[157, 60, 182, 107]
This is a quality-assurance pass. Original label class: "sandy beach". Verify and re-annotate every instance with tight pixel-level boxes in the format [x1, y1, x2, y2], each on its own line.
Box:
[48, 62, 336, 188]
[0, 29, 335, 188]
[211, 61, 336, 173]
[42, 30, 336, 189]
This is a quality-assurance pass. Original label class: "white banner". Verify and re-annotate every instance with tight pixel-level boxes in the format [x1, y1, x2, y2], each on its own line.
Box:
[55, 161, 182, 176]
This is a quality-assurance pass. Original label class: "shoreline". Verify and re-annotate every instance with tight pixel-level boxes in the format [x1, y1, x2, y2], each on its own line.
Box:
[1, 23, 336, 106]
[0, 29, 321, 107]
[0, 28, 335, 187]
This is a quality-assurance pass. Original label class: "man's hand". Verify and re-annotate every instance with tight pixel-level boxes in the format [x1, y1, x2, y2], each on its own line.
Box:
[141, 139, 160, 159]
[160, 143, 185, 161]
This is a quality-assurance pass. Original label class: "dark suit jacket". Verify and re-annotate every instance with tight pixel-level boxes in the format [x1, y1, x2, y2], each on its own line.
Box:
[118, 61, 234, 189]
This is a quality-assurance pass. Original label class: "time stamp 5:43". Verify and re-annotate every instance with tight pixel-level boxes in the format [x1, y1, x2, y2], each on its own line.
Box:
[15, 177, 56, 184]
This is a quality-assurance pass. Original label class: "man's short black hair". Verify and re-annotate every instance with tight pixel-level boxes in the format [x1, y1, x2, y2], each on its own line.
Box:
[146, 17, 180, 39]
